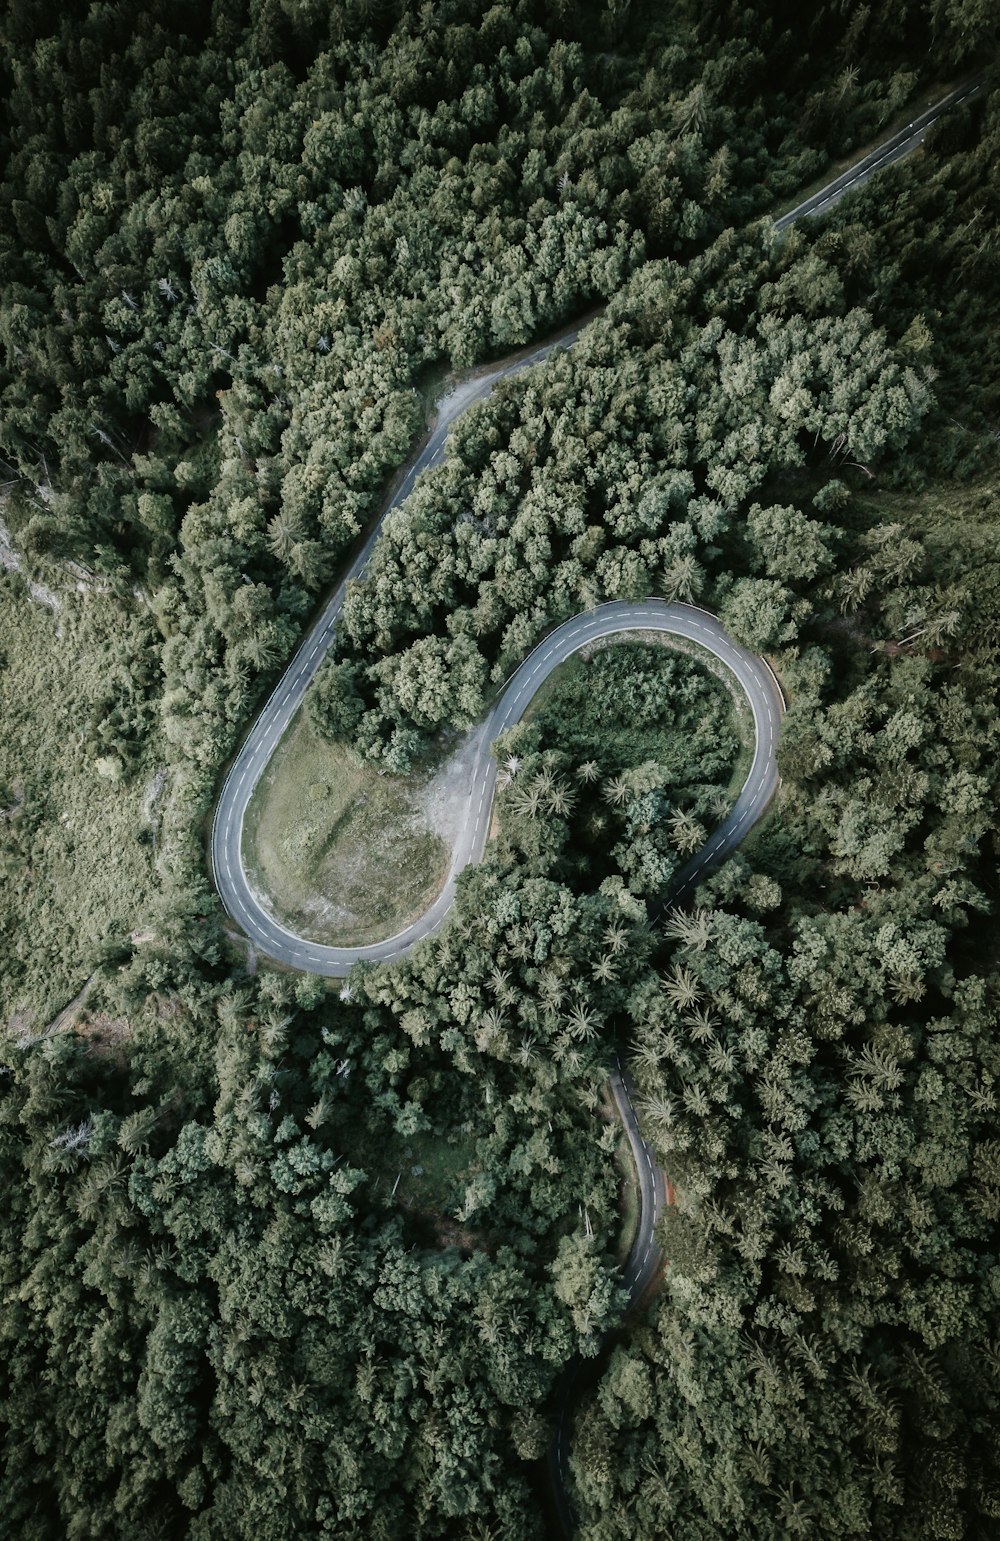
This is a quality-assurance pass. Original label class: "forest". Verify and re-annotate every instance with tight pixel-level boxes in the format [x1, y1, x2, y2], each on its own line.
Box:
[1, 0, 1000, 1536]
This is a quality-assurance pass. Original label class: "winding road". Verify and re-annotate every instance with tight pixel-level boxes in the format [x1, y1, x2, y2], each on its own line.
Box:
[211, 321, 591, 973]
[209, 72, 983, 1537]
[212, 599, 782, 973]
[212, 70, 981, 978]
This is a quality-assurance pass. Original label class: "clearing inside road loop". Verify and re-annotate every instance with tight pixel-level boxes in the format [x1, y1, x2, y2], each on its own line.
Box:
[242, 710, 451, 948]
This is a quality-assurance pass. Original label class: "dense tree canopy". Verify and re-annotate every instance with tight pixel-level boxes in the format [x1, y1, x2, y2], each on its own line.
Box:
[1, 0, 999, 1537]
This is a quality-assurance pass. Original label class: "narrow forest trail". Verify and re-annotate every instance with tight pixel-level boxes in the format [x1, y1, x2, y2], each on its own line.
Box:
[208, 73, 983, 1539]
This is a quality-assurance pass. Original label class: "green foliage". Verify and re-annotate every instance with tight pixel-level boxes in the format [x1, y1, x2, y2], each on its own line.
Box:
[321, 279, 926, 757]
[1, 2, 1000, 1537]
[0, 575, 160, 1021]
[562, 465, 1000, 1541]
[0, 938, 627, 1538]
[309, 660, 365, 743]
[492, 642, 747, 897]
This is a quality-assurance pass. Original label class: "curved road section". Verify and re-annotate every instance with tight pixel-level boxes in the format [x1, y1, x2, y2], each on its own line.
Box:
[209, 72, 981, 1536]
[213, 65, 982, 977]
[211, 321, 588, 974]
[213, 599, 781, 975]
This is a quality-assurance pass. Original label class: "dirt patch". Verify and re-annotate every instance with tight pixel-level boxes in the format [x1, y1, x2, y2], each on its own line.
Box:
[4, 1007, 36, 1045]
[0, 779, 25, 823]
[416, 723, 487, 847]
[75, 1009, 132, 1053]
[224, 928, 258, 977]
[141, 768, 168, 823]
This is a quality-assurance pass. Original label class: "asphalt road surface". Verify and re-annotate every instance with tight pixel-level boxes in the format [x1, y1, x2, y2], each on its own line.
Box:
[213, 596, 782, 974]
[210, 70, 983, 1537]
[774, 75, 985, 232]
[213, 70, 981, 980]
[612, 1059, 670, 1303]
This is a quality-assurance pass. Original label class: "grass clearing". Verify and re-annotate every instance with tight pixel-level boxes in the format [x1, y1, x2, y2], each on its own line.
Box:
[0, 577, 159, 1024]
[363, 1126, 479, 1209]
[853, 471, 1000, 635]
[853, 469, 1000, 540]
[243, 710, 449, 947]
